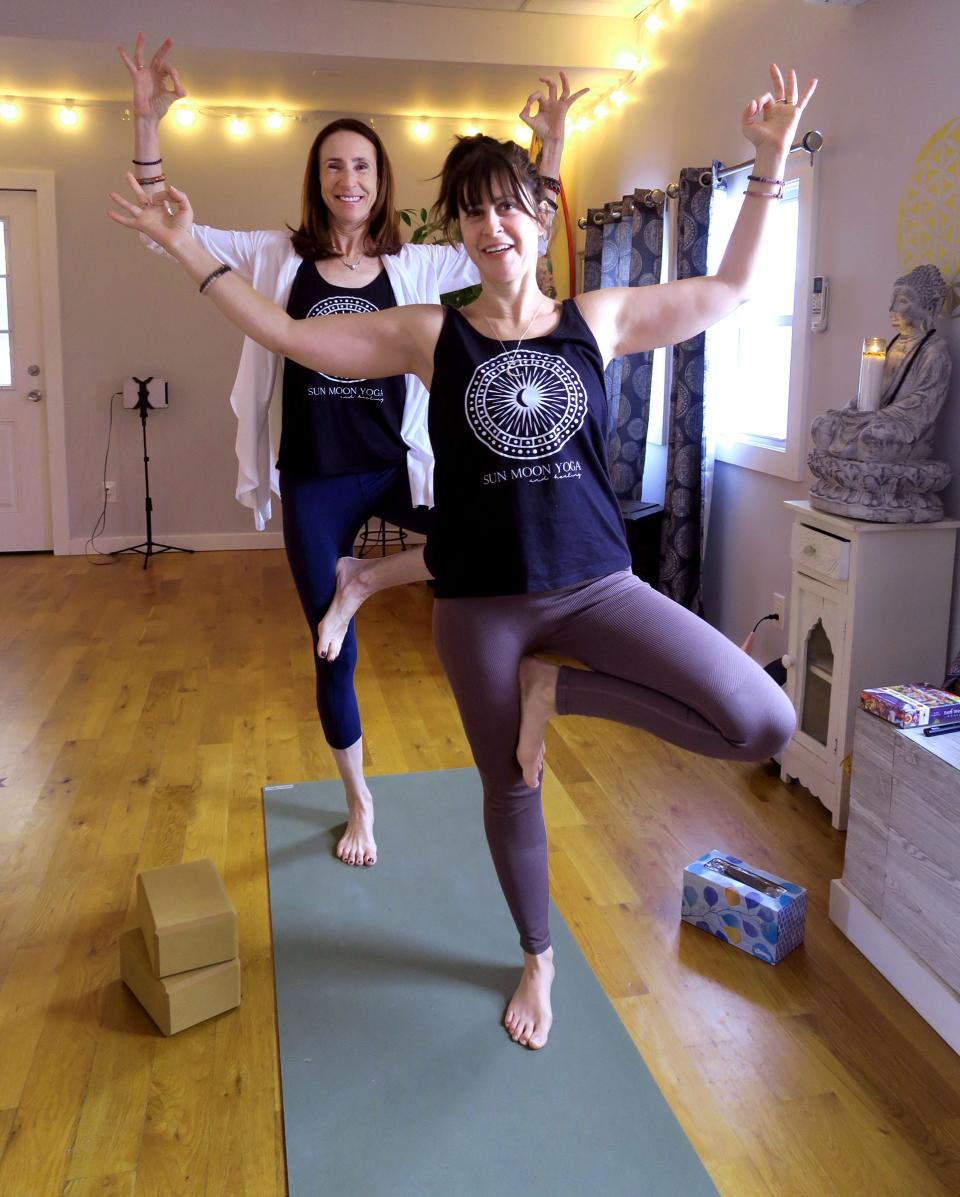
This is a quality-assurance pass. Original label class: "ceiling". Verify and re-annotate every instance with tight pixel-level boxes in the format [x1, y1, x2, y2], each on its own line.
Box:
[0, 0, 654, 121]
[0, 37, 627, 122]
[347, 0, 653, 16]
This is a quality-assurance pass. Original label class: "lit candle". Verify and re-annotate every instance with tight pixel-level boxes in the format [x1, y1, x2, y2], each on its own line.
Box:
[857, 337, 887, 412]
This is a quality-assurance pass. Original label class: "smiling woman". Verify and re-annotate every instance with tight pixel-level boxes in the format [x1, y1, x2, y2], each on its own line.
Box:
[109, 60, 813, 1054]
[116, 32, 580, 874]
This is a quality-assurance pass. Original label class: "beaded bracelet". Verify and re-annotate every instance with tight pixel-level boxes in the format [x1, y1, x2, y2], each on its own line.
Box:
[747, 173, 784, 199]
[744, 190, 781, 201]
[540, 174, 561, 196]
[137, 174, 167, 187]
[199, 264, 232, 295]
[133, 157, 162, 166]
[542, 196, 559, 211]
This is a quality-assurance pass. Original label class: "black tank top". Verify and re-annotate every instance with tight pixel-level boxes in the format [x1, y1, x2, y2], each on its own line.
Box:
[425, 300, 631, 598]
[277, 260, 407, 476]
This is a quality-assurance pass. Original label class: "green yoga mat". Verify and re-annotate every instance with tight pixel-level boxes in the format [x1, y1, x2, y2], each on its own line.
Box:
[263, 770, 718, 1197]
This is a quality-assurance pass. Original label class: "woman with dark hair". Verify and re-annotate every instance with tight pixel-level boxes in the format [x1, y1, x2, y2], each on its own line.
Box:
[119, 35, 583, 869]
[110, 63, 815, 1050]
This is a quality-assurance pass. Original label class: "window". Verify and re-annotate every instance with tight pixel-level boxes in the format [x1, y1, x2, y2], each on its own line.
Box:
[704, 155, 818, 479]
[0, 220, 10, 387]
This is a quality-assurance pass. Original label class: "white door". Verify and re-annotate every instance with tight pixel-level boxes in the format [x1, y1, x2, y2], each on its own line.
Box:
[0, 190, 51, 551]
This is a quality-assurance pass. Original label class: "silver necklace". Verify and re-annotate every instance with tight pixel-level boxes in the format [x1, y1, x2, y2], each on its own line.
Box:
[332, 244, 363, 270]
[484, 302, 550, 379]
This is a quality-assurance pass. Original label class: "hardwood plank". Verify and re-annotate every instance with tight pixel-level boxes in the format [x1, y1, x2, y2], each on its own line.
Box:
[0, 550, 958, 1197]
[62, 1172, 137, 1197]
[65, 980, 156, 1181]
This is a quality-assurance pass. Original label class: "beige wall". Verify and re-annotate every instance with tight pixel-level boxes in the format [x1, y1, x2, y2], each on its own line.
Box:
[2, 100, 517, 543]
[572, 0, 960, 667]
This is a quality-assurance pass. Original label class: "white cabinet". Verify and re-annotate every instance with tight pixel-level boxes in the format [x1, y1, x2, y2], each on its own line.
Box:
[780, 500, 959, 829]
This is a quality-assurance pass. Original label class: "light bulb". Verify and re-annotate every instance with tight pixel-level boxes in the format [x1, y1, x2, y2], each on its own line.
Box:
[614, 50, 638, 71]
[229, 117, 248, 138]
[610, 91, 628, 107]
[513, 124, 529, 144]
[173, 106, 197, 128]
[645, 13, 663, 33]
[575, 116, 593, 133]
[265, 110, 285, 131]
[670, 0, 688, 11]
[463, 123, 480, 137]
[58, 102, 79, 127]
[412, 120, 430, 141]
[0, 98, 18, 122]
[594, 104, 609, 121]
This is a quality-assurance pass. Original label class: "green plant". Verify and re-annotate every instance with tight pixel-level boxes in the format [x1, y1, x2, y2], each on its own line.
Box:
[397, 207, 482, 309]
[397, 207, 445, 244]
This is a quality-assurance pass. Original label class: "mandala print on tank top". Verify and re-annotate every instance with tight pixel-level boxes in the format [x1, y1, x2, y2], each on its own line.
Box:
[464, 349, 588, 460]
[306, 295, 378, 383]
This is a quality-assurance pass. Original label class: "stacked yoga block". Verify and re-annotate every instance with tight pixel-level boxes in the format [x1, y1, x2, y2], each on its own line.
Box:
[120, 858, 241, 1035]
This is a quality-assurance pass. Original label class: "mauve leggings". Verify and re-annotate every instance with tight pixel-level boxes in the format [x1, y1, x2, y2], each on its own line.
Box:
[432, 570, 796, 956]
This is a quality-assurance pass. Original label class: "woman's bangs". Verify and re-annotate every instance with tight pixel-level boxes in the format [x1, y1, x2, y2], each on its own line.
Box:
[457, 162, 536, 219]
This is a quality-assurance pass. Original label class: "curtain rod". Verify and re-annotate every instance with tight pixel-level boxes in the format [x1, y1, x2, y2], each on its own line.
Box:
[577, 129, 823, 230]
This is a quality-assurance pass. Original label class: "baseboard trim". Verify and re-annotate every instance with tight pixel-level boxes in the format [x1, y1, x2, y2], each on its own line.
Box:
[829, 878, 960, 1054]
[68, 532, 287, 554]
[67, 525, 427, 556]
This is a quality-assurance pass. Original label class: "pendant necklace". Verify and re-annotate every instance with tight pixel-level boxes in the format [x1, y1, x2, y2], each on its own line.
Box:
[332, 242, 363, 270]
[484, 302, 549, 383]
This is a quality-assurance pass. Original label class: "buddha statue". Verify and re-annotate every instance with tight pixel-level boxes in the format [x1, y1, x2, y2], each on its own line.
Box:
[808, 264, 952, 522]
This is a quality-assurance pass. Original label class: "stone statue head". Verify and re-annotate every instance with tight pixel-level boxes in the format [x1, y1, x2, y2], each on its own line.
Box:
[890, 264, 948, 335]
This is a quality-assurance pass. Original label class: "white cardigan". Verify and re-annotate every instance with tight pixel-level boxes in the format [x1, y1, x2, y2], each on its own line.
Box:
[146, 227, 479, 529]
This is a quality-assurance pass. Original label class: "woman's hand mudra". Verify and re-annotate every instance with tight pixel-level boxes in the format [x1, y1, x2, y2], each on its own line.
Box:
[741, 64, 818, 156]
[520, 70, 589, 143]
[117, 32, 187, 123]
[107, 173, 193, 252]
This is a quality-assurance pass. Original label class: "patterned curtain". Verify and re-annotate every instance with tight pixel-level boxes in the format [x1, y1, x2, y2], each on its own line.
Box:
[659, 167, 715, 612]
[582, 191, 665, 499]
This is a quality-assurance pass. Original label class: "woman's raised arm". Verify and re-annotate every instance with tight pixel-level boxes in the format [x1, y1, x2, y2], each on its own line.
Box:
[117, 34, 185, 198]
[580, 65, 818, 363]
[108, 176, 440, 384]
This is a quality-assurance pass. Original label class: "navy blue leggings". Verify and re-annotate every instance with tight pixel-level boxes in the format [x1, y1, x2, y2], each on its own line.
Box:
[280, 466, 432, 749]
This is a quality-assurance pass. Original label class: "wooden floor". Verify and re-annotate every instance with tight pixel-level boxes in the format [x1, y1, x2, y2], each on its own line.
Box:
[1, 549, 958, 1196]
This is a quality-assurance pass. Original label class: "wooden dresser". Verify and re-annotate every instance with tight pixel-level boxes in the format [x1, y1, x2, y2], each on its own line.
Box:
[830, 707, 960, 1052]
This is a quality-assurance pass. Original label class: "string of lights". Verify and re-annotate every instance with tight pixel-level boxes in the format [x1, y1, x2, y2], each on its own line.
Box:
[0, 0, 695, 142]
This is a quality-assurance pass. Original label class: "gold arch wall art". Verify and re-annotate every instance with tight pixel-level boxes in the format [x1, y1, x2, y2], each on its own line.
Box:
[899, 117, 960, 318]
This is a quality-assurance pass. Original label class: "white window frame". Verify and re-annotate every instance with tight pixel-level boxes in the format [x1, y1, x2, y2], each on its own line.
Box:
[711, 152, 820, 481]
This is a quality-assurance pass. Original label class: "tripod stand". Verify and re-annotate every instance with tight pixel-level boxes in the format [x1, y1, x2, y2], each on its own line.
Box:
[111, 377, 193, 570]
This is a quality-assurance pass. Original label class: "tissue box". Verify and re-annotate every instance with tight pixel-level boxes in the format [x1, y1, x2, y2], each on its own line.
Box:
[137, 858, 238, 978]
[120, 927, 240, 1036]
[680, 850, 806, 964]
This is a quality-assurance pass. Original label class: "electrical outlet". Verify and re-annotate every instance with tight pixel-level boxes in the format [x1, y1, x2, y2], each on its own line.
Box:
[772, 592, 785, 623]
[104, 480, 117, 504]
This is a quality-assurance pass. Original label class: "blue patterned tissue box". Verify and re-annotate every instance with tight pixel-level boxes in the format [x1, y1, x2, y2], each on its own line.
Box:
[680, 850, 806, 964]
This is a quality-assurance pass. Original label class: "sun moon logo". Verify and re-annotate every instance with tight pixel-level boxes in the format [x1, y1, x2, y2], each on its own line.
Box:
[306, 295, 379, 381]
[465, 350, 588, 460]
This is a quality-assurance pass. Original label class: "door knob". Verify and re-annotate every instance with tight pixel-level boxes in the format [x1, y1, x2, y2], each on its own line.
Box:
[27, 364, 41, 376]
[27, 390, 43, 402]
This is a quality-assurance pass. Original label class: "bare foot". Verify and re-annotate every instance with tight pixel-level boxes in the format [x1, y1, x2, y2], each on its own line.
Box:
[335, 794, 377, 867]
[317, 557, 373, 662]
[504, 947, 555, 1049]
[516, 657, 559, 788]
